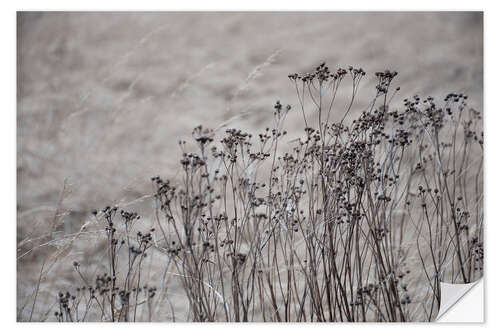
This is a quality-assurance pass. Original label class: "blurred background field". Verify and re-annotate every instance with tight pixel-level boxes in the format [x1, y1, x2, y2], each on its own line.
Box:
[17, 12, 483, 321]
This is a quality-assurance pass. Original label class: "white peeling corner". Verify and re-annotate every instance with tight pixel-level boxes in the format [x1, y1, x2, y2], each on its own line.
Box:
[436, 279, 484, 322]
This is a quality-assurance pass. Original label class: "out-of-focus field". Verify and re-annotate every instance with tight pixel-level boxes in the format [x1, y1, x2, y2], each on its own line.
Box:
[17, 12, 483, 321]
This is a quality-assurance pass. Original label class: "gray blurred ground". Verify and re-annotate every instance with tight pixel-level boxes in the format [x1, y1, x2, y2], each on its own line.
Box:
[17, 12, 483, 320]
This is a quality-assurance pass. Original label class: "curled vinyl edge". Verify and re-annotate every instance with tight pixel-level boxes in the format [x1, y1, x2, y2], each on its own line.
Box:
[436, 278, 484, 322]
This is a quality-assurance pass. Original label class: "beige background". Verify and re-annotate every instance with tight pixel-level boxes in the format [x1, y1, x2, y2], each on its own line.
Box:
[17, 12, 483, 320]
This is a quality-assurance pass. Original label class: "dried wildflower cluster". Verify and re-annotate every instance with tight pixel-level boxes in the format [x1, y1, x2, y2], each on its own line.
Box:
[55, 206, 157, 322]
[52, 63, 482, 322]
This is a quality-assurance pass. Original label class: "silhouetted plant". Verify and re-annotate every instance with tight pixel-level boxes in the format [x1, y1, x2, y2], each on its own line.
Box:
[51, 63, 483, 322]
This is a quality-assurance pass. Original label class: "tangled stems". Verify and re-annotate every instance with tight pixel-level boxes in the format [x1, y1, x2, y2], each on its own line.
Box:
[52, 63, 482, 322]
